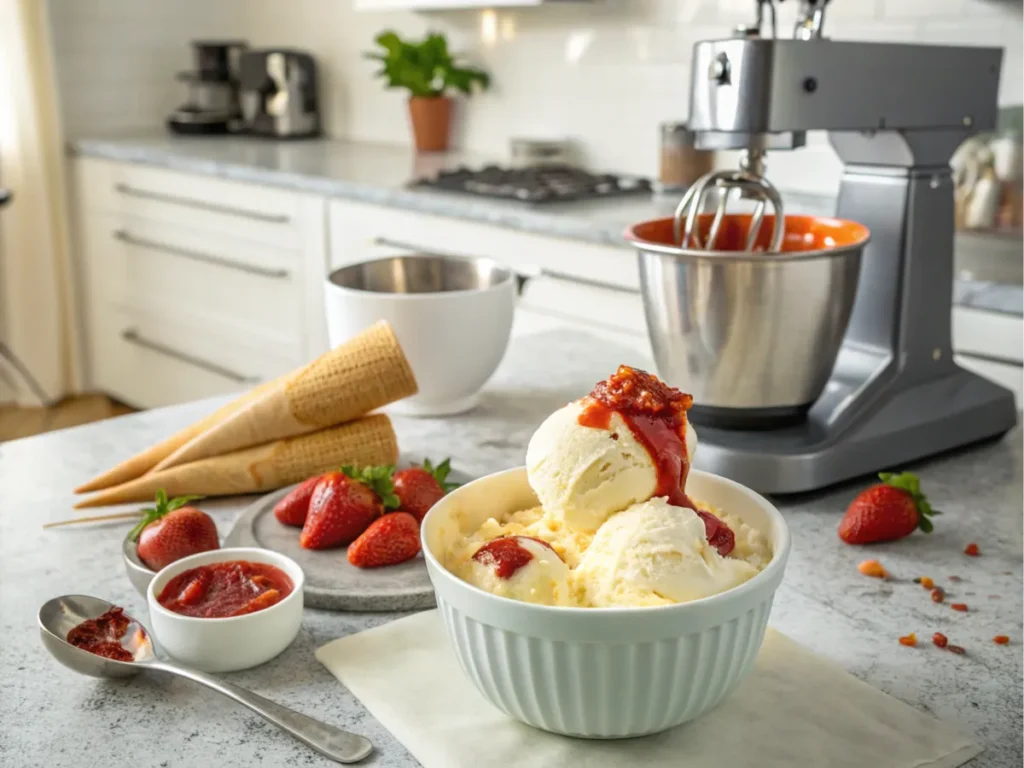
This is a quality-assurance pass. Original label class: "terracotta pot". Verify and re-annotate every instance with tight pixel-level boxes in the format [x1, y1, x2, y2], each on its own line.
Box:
[408, 96, 453, 153]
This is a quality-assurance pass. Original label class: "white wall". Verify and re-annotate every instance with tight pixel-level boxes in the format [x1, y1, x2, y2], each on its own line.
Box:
[48, 0, 1024, 194]
[47, 0, 238, 138]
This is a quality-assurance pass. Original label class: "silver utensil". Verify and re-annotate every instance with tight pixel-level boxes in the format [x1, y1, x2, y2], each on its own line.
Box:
[672, 150, 785, 253]
[39, 594, 372, 764]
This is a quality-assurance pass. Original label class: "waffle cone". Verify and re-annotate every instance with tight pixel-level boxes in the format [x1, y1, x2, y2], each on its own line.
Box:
[151, 321, 417, 473]
[73, 378, 279, 493]
[74, 414, 398, 508]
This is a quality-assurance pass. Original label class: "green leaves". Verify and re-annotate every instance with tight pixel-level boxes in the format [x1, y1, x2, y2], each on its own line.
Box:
[879, 471, 940, 533]
[342, 464, 401, 510]
[422, 457, 460, 491]
[342, 459, 461, 509]
[129, 488, 205, 541]
[365, 29, 491, 99]
[444, 67, 490, 96]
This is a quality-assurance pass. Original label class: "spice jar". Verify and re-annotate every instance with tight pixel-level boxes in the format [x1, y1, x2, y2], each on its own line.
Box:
[658, 122, 714, 192]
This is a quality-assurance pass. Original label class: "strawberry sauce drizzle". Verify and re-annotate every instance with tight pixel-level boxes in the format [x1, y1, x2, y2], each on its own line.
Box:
[473, 536, 556, 580]
[578, 365, 734, 556]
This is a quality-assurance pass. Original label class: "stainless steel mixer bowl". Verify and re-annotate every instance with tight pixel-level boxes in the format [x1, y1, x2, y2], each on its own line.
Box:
[629, 215, 869, 429]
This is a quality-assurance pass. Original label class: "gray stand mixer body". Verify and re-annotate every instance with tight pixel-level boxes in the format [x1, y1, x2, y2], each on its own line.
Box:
[651, 35, 1017, 494]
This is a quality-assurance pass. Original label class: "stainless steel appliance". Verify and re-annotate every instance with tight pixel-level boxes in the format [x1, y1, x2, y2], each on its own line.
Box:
[415, 165, 652, 203]
[656, 122, 714, 193]
[168, 40, 248, 136]
[239, 49, 320, 139]
[629, 0, 1017, 493]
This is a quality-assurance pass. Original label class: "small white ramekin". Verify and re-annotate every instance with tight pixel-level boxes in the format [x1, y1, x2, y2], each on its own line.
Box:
[147, 547, 305, 673]
[422, 467, 790, 738]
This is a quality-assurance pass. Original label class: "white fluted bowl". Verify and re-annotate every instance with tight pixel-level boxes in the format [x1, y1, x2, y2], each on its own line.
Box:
[422, 467, 790, 738]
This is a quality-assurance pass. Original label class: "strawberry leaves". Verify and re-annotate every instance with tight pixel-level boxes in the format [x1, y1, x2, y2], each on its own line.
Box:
[341, 464, 401, 510]
[341, 458, 460, 510]
[879, 471, 940, 533]
[422, 457, 459, 491]
[129, 488, 205, 541]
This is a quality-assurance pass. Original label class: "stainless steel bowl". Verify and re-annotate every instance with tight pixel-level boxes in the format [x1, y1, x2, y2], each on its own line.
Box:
[328, 254, 513, 294]
[628, 215, 869, 429]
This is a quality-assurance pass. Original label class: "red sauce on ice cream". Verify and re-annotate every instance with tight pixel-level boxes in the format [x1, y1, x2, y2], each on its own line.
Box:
[473, 536, 558, 580]
[157, 560, 294, 618]
[67, 606, 140, 662]
[578, 365, 734, 556]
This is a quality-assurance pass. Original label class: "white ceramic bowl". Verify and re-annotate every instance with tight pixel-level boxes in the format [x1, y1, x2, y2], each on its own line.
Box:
[325, 254, 516, 416]
[422, 467, 790, 738]
[146, 547, 305, 673]
[122, 530, 157, 596]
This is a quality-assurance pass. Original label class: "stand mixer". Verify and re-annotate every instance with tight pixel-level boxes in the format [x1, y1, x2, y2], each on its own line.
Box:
[629, 0, 1018, 494]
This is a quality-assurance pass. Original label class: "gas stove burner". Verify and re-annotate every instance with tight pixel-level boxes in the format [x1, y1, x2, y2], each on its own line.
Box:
[415, 164, 653, 204]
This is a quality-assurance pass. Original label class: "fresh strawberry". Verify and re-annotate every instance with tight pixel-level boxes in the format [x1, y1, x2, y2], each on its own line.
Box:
[393, 458, 458, 522]
[348, 512, 421, 568]
[273, 475, 322, 527]
[838, 471, 939, 545]
[299, 471, 383, 550]
[131, 489, 218, 571]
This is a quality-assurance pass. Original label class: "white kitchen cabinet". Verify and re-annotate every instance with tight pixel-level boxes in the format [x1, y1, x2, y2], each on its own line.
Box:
[952, 305, 1024, 404]
[71, 158, 328, 409]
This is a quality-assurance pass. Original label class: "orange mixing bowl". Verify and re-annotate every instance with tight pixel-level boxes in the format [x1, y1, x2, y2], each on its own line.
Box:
[626, 214, 870, 257]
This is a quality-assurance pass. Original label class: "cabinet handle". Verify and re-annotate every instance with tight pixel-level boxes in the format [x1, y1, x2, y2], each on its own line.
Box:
[114, 182, 291, 224]
[120, 328, 259, 384]
[114, 230, 290, 279]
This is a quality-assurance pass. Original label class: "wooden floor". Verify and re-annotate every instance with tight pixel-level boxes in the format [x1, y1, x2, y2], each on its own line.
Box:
[0, 394, 135, 442]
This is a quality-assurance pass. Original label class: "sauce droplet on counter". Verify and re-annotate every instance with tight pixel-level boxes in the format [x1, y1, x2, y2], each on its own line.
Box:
[67, 606, 139, 662]
[157, 561, 294, 618]
[473, 536, 557, 580]
[579, 365, 734, 556]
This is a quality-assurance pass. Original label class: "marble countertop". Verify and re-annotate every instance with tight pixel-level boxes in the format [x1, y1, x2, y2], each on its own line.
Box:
[1, 331, 1021, 767]
[71, 132, 1023, 318]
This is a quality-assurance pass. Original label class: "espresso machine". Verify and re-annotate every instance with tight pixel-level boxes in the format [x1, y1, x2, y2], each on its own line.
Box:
[168, 40, 248, 135]
[239, 49, 321, 139]
[631, 0, 1017, 494]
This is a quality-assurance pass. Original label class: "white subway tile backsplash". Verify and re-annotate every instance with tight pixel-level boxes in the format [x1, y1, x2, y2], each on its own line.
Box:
[881, 0, 969, 18]
[48, 0, 1023, 193]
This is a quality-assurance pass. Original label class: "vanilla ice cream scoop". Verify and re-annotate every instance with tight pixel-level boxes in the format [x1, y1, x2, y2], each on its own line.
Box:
[463, 536, 573, 606]
[574, 498, 758, 607]
[526, 399, 698, 533]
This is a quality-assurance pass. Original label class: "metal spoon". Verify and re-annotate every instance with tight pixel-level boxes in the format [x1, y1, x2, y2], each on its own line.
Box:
[39, 594, 373, 764]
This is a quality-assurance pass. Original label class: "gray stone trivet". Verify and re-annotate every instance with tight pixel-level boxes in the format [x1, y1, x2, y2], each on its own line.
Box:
[224, 466, 472, 612]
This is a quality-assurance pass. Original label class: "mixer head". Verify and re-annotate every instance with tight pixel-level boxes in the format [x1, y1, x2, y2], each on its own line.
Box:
[673, 0, 834, 253]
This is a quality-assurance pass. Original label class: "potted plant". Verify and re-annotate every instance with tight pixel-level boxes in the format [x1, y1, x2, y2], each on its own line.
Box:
[366, 31, 490, 153]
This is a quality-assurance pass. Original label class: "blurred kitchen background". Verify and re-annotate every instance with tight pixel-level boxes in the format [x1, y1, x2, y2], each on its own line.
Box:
[1, 0, 1022, 439]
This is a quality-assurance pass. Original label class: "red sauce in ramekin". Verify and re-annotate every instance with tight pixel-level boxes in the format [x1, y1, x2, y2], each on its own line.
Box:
[157, 560, 294, 618]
